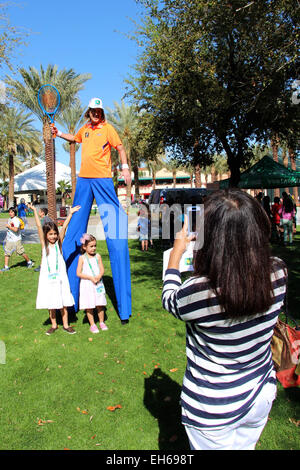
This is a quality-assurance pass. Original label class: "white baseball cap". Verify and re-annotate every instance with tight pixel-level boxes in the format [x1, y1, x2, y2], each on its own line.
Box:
[88, 97, 103, 109]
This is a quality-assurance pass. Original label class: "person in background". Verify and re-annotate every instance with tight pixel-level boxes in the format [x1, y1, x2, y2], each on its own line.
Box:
[52, 97, 132, 325]
[17, 198, 28, 229]
[271, 196, 282, 243]
[137, 206, 150, 251]
[255, 191, 263, 204]
[39, 207, 53, 226]
[279, 193, 296, 245]
[0, 207, 34, 272]
[262, 195, 272, 220]
[162, 189, 287, 450]
[291, 195, 297, 235]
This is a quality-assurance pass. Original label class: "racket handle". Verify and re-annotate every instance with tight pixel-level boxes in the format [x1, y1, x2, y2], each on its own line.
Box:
[50, 122, 56, 139]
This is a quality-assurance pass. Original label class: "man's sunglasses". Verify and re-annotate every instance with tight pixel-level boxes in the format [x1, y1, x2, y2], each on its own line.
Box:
[90, 108, 102, 115]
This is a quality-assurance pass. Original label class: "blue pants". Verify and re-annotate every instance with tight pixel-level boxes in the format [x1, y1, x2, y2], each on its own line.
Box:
[62, 177, 132, 320]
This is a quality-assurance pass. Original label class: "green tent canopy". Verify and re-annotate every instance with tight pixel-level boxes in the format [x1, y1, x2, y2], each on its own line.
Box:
[219, 155, 300, 189]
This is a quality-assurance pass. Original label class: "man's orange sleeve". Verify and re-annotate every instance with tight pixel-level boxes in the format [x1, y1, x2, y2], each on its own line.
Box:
[74, 126, 83, 143]
[107, 124, 122, 148]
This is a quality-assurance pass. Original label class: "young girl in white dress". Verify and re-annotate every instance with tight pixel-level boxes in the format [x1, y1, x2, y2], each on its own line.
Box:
[29, 203, 81, 335]
[76, 233, 108, 333]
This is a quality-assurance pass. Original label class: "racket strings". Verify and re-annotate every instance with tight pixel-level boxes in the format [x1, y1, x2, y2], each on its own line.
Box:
[39, 86, 59, 114]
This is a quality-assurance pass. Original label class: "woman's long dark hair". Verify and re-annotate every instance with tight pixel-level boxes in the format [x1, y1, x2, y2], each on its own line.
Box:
[43, 222, 62, 256]
[282, 195, 294, 213]
[193, 189, 279, 318]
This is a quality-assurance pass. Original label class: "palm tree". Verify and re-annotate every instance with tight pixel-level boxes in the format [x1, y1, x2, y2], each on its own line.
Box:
[5, 64, 91, 221]
[56, 101, 86, 201]
[164, 158, 187, 188]
[181, 163, 194, 187]
[56, 180, 71, 207]
[0, 107, 42, 206]
[147, 156, 164, 189]
[213, 154, 229, 181]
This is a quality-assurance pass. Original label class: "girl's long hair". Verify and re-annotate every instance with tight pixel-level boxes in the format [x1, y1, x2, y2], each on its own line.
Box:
[282, 195, 294, 213]
[193, 189, 280, 318]
[43, 222, 62, 256]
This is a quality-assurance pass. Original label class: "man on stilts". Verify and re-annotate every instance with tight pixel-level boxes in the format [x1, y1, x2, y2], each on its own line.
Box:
[53, 97, 131, 324]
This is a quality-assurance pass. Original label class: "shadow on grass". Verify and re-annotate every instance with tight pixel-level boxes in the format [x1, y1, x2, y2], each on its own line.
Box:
[129, 241, 165, 284]
[102, 275, 118, 314]
[144, 368, 190, 451]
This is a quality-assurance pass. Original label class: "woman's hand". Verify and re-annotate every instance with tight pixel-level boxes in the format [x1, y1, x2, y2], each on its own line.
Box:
[173, 218, 195, 256]
[167, 218, 195, 270]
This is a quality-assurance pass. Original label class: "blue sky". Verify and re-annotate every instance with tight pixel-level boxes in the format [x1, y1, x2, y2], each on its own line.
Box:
[4, 0, 145, 166]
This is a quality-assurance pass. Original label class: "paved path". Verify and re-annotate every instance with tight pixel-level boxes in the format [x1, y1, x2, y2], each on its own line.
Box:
[0, 212, 140, 244]
[1, 209, 298, 244]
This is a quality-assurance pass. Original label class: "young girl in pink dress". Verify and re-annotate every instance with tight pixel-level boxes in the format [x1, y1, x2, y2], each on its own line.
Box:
[76, 233, 108, 333]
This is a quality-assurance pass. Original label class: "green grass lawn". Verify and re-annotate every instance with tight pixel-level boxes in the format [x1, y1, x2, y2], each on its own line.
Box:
[0, 234, 299, 450]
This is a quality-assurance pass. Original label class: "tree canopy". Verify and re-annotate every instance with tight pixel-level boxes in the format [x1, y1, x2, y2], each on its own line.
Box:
[128, 0, 300, 186]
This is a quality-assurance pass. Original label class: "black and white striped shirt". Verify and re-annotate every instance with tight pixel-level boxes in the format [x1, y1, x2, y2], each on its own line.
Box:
[162, 259, 286, 430]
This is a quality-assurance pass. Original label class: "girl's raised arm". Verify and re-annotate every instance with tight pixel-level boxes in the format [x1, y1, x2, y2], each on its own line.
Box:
[28, 204, 44, 247]
[59, 205, 81, 242]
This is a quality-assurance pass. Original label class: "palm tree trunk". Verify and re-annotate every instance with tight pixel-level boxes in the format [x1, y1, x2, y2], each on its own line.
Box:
[211, 165, 216, 183]
[152, 172, 156, 189]
[194, 164, 201, 188]
[69, 142, 77, 202]
[8, 154, 15, 207]
[133, 165, 140, 199]
[173, 170, 176, 187]
[43, 118, 57, 222]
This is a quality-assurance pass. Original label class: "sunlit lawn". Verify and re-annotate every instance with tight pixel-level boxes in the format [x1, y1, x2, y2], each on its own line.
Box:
[0, 233, 299, 450]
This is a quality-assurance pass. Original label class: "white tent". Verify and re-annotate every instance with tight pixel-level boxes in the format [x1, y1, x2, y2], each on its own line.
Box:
[14, 161, 73, 192]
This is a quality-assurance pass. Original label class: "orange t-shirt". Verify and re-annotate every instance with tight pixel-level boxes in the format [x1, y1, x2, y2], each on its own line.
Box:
[75, 122, 122, 178]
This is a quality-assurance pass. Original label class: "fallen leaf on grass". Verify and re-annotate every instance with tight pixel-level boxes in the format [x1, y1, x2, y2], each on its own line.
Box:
[37, 419, 54, 426]
[289, 418, 300, 427]
[169, 368, 178, 373]
[76, 407, 88, 414]
[107, 404, 122, 412]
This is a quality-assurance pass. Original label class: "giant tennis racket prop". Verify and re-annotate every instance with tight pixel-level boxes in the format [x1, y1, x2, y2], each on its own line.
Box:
[37, 84, 61, 138]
